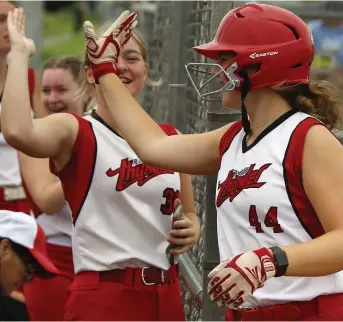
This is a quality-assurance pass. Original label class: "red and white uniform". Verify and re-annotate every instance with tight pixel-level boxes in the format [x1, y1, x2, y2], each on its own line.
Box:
[216, 110, 343, 308]
[0, 68, 37, 214]
[0, 132, 22, 186]
[51, 113, 185, 321]
[53, 113, 180, 273]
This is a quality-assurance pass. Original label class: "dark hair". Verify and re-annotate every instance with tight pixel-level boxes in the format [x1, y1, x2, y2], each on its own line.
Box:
[0, 237, 31, 259]
[42, 56, 82, 82]
[274, 81, 343, 130]
[0, 238, 53, 278]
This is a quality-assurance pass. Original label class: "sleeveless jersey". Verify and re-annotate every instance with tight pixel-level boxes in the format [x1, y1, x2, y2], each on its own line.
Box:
[0, 68, 35, 186]
[51, 113, 181, 273]
[216, 110, 343, 307]
[36, 202, 72, 247]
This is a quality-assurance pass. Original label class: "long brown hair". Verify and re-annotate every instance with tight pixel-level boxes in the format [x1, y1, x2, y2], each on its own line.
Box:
[273, 81, 343, 129]
[42, 56, 82, 81]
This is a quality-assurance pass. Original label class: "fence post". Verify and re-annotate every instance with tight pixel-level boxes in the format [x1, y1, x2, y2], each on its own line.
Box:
[202, 1, 242, 320]
[167, 1, 192, 133]
[17, 0, 43, 69]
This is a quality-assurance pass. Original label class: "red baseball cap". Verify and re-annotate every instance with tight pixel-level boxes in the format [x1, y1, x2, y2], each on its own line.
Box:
[0, 211, 60, 277]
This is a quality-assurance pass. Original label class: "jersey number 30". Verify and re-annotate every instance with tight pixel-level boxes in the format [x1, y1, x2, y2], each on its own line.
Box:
[161, 188, 180, 216]
[249, 205, 284, 233]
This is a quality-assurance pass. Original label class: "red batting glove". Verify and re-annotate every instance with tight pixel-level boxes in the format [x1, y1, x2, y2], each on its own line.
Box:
[208, 248, 276, 308]
[83, 11, 138, 83]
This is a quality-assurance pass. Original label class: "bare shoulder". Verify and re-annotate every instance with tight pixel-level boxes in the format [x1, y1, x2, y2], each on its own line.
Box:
[175, 122, 235, 138]
[211, 122, 237, 144]
[32, 112, 78, 124]
[32, 112, 79, 132]
[303, 124, 343, 168]
[32, 112, 81, 149]
[304, 124, 343, 153]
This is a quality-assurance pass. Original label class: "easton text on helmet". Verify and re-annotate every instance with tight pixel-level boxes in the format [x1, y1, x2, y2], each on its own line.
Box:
[249, 51, 279, 59]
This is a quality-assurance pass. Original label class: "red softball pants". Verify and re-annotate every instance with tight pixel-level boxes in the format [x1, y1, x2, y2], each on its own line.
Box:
[0, 191, 33, 214]
[24, 243, 74, 321]
[225, 293, 343, 321]
[64, 265, 186, 321]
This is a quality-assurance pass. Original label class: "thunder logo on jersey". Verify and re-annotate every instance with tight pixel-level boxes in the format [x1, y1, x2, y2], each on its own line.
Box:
[216, 163, 272, 206]
[106, 158, 174, 191]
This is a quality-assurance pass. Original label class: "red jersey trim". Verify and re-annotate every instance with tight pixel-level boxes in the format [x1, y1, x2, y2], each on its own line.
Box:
[159, 123, 178, 136]
[50, 114, 97, 225]
[283, 117, 325, 239]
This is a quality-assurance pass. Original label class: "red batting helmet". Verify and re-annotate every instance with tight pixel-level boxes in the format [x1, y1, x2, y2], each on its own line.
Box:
[186, 3, 314, 100]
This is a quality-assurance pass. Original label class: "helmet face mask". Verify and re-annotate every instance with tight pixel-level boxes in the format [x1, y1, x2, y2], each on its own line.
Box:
[186, 4, 314, 101]
[185, 61, 241, 101]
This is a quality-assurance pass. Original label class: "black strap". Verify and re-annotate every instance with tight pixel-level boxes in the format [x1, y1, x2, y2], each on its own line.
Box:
[238, 69, 251, 134]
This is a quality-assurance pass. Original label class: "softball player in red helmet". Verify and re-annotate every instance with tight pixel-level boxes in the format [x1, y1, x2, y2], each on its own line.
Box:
[77, 3, 343, 321]
[2, 8, 199, 321]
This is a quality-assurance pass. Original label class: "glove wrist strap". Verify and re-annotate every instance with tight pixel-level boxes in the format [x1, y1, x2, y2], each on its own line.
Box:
[270, 246, 289, 277]
[92, 62, 119, 84]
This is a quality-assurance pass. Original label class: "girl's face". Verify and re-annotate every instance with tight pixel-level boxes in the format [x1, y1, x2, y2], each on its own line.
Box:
[116, 37, 148, 99]
[217, 53, 242, 110]
[42, 68, 85, 115]
[0, 2, 15, 55]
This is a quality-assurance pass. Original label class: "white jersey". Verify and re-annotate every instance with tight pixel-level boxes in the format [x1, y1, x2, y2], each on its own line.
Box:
[0, 95, 34, 187]
[0, 101, 21, 186]
[216, 110, 343, 307]
[0, 131, 21, 186]
[52, 113, 180, 274]
[36, 202, 72, 247]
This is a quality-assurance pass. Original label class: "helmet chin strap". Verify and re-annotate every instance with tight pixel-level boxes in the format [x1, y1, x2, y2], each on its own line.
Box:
[238, 70, 251, 135]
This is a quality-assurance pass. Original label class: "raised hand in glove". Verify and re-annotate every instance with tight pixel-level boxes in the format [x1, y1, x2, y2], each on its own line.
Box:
[83, 10, 138, 82]
[208, 248, 277, 308]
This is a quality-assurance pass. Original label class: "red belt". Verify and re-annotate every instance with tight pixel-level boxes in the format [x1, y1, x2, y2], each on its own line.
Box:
[100, 265, 178, 286]
[74, 265, 179, 288]
[228, 293, 343, 321]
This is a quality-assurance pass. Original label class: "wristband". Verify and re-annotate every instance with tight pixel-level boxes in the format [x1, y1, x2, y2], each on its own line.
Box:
[92, 62, 119, 84]
[270, 246, 289, 277]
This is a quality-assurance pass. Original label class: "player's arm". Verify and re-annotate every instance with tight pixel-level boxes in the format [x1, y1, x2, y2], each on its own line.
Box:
[166, 128, 200, 254]
[99, 74, 229, 175]
[281, 125, 343, 276]
[18, 153, 65, 215]
[1, 49, 78, 159]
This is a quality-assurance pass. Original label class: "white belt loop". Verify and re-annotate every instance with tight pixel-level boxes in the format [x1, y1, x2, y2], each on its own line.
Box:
[3, 185, 26, 201]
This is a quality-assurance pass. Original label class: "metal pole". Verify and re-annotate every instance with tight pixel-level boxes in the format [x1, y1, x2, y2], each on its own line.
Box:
[178, 253, 203, 309]
[167, 1, 192, 133]
[202, 1, 241, 320]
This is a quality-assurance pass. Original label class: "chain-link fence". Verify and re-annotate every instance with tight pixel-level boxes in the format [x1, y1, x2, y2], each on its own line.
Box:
[137, 2, 209, 320]
[138, 1, 230, 320]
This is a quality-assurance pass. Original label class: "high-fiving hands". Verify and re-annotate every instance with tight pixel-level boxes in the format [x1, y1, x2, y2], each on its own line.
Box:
[83, 11, 138, 82]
